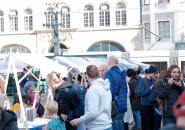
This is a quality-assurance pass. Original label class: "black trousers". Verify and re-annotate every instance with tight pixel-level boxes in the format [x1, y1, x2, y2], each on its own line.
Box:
[65, 121, 77, 130]
[141, 105, 155, 130]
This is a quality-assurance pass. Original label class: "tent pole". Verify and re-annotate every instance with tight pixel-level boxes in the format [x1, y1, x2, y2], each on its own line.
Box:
[11, 56, 28, 130]
[33, 71, 42, 108]
[24, 67, 39, 81]
[4, 56, 12, 95]
[18, 68, 33, 83]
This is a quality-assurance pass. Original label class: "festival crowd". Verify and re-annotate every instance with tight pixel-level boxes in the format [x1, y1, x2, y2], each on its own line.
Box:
[0, 55, 185, 130]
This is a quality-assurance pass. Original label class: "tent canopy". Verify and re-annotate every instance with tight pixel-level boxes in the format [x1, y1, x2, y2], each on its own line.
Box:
[118, 59, 138, 70]
[127, 60, 150, 71]
[0, 54, 67, 78]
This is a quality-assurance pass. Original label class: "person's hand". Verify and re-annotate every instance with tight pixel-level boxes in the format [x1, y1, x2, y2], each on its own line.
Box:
[70, 119, 80, 126]
[168, 78, 174, 85]
[150, 85, 154, 90]
[177, 80, 182, 87]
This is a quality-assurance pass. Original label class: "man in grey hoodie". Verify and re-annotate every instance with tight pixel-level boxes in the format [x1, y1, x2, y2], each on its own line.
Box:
[70, 65, 112, 130]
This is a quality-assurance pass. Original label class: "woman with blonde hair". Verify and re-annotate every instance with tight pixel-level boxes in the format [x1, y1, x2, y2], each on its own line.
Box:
[0, 79, 10, 110]
[47, 71, 76, 130]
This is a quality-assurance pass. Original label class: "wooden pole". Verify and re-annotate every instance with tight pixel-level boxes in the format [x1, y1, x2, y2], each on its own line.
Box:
[11, 56, 28, 130]
[4, 57, 12, 95]
[33, 71, 42, 108]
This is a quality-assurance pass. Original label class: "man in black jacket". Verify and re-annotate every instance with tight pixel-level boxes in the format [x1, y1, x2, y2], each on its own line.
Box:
[0, 91, 18, 130]
[127, 69, 141, 130]
[19, 68, 28, 88]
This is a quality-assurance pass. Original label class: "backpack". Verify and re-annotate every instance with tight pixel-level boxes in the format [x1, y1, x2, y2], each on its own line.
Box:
[58, 83, 85, 120]
[130, 77, 140, 99]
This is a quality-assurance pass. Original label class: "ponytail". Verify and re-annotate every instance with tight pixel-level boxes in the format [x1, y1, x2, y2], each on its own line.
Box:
[47, 72, 62, 84]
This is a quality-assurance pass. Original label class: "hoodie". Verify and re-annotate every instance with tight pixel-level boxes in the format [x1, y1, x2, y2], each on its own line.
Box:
[47, 117, 66, 130]
[0, 110, 18, 130]
[78, 78, 112, 130]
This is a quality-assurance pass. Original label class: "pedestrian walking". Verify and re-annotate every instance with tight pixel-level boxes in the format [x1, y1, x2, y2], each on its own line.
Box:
[157, 65, 184, 126]
[70, 65, 112, 130]
[104, 55, 127, 130]
[137, 66, 158, 130]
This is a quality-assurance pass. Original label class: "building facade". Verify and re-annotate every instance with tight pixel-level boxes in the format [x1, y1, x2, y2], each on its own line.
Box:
[142, 0, 185, 51]
[0, 0, 142, 54]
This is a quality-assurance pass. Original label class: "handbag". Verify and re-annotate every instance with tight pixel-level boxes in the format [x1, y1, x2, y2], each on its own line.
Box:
[111, 73, 123, 117]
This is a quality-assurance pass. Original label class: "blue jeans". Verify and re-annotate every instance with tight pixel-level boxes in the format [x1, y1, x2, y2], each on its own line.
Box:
[154, 110, 162, 130]
[104, 126, 112, 130]
[112, 113, 125, 130]
[163, 117, 176, 126]
[132, 110, 141, 129]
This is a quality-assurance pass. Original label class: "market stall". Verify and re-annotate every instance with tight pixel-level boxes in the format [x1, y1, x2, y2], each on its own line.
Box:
[0, 54, 67, 130]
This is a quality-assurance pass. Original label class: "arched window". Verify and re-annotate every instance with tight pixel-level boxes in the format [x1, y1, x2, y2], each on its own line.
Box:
[9, 10, 18, 31]
[24, 9, 33, 30]
[84, 5, 94, 27]
[87, 41, 125, 52]
[116, 3, 126, 25]
[99, 3, 110, 26]
[0, 45, 30, 54]
[0, 11, 4, 32]
[61, 7, 70, 28]
[50, 44, 67, 53]
[46, 8, 54, 29]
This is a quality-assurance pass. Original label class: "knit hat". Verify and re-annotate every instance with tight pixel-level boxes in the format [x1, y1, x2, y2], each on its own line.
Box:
[173, 91, 185, 118]
[0, 91, 5, 109]
[148, 66, 158, 74]
[24, 81, 34, 89]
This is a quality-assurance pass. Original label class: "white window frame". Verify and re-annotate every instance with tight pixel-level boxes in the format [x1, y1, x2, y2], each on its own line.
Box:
[9, 10, 18, 31]
[0, 11, 4, 32]
[145, 23, 151, 39]
[99, 4, 110, 27]
[84, 5, 94, 27]
[24, 9, 33, 30]
[61, 7, 70, 28]
[115, 3, 127, 26]
[46, 8, 54, 29]
[158, 0, 170, 3]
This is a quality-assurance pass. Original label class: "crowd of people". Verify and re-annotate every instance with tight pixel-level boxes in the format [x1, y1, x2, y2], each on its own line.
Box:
[0, 55, 185, 130]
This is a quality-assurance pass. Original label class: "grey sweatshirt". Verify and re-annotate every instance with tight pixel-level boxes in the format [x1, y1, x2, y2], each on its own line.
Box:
[78, 78, 112, 130]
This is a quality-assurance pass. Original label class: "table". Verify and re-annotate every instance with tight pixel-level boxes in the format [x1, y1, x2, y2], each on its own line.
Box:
[18, 118, 50, 130]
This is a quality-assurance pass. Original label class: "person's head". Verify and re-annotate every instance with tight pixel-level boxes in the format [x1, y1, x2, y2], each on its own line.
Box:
[156, 70, 167, 83]
[46, 101, 58, 116]
[98, 64, 108, 78]
[24, 81, 34, 90]
[145, 69, 149, 77]
[147, 66, 158, 79]
[136, 68, 141, 76]
[47, 72, 62, 89]
[107, 55, 118, 70]
[173, 91, 185, 129]
[86, 65, 99, 83]
[167, 64, 181, 80]
[23, 68, 27, 74]
[127, 69, 136, 78]
[77, 74, 82, 85]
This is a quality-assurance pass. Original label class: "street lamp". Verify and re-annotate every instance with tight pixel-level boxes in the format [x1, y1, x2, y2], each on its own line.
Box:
[43, 1, 65, 56]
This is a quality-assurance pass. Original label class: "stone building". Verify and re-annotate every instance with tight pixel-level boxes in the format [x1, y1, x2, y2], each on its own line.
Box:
[0, 0, 142, 54]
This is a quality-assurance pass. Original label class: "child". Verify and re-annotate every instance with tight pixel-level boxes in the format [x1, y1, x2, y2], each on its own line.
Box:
[46, 101, 66, 130]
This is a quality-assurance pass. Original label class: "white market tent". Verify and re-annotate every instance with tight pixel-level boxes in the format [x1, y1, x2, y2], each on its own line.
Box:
[0, 54, 67, 130]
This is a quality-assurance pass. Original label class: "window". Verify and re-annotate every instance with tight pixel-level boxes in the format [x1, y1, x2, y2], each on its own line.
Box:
[46, 8, 54, 29]
[0, 11, 4, 32]
[159, 0, 170, 3]
[116, 3, 126, 26]
[0, 45, 30, 54]
[84, 5, 94, 27]
[145, 0, 150, 5]
[61, 7, 70, 28]
[24, 9, 33, 30]
[9, 10, 18, 31]
[99, 3, 110, 26]
[87, 41, 125, 52]
[159, 22, 170, 37]
[145, 23, 150, 39]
